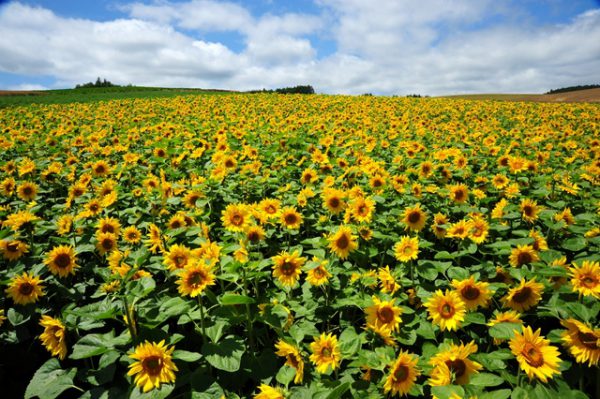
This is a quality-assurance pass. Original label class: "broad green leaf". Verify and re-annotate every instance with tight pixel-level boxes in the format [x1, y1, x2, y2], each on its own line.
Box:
[172, 350, 202, 362]
[489, 322, 522, 340]
[24, 359, 77, 399]
[202, 336, 245, 372]
[468, 372, 505, 387]
[220, 293, 255, 305]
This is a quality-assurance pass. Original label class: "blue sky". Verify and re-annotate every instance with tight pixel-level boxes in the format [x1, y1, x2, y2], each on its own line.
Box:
[1, 0, 599, 94]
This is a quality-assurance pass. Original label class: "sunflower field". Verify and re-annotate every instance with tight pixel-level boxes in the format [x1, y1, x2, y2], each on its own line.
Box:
[0, 94, 599, 399]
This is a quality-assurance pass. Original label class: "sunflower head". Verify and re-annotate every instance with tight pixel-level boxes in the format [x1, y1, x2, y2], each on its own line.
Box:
[5, 272, 45, 305]
[306, 258, 332, 287]
[96, 231, 118, 255]
[275, 340, 304, 384]
[328, 225, 358, 259]
[393, 236, 419, 262]
[163, 244, 193, 271]
[39, 315, 67, 360]
[561, 318, 600, 367]
[280, 206, 303, 229]
[402, 203, 427, 232]
[45, 245, 79, 277]
[127, 340, 178, 393]
[568, 260, 600, 299]
[309, 333, 341, 374]
[509, 245, 539, 268]
[429, 341, 482, 386]
[0, 239, 29, 261]
[222, 203, 250, 232]
[448, 184, 469, 203]
[383, 351, 420, 396]
[451, 277, 491, 310]
[272, 250, 306, 287]
[509, 326, 561, 382]
[176, 260, 216, 297]
[17, 182, 38, 202]
[502, 278, 544, 312]
[365, 296, 403, 336]
[425, 290, 466, 331]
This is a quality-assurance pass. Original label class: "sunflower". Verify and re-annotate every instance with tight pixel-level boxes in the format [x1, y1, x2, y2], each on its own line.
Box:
[91, 160, 111, 177]
[127, 340, 178, 393]
[383, 351, 420, 397]
[5, 272, 45, 305]
[349, 196, 375, 223]
[85, 198, 103, 216]
[554, 207, 575, 226]
[509, 245, 539, 267]
[123, 226, 142, 244]
[328, 225, 358, 259]
[520, 199, 541, 223]
[425, 290, 466, 331]
[491, 198, 509, 219]
[429, 341, 482, 386]
[167, 213, 187, 230]
[221, 203, 250, 232]
[2, 210, 40, 231]
[145, 223, 163, 254]
[502, 278, 544, 312]
[568, 260, 600, 298]
[96, 231, 118, 255]
[56, 214, 73, 236]
[17, 181, 38, 201]
[431, 213, 449, 239]
[393, 236, 419, 262]
[176, 260, 216, 297]
[492, 174, 509, 189]
[309, 333, 341, 374]
[272, 250, 306, 287]
[306, 258, 332, 286]
[529, 229, 548, 251]
[182, 190, 203, 208]
[0, 239, 29, 261]
[258, 198, 281, 220]
[402, 203, 427, 232]
[509, 326, 561, 382]
[322, 188, 346, 214]
[253, 385, 285, 399]
[451, 277, 492, 310]
[280, 206, 303, 229]
[448, 184, 469, 203]
[97, 216, 121, 236]
[378, 266, 400, 295]
[1, 177, 16, 196]
[245, 225, 266, 243]
[447, 219, 471, 240]
[468, 216, 489, 244]
[0, 309, 6, 327]
[561, 318, 600, 366]
[275, 340, 304, 384]
[163, 244, 193, 272]
[39, 315, 67, 360]
[300, 168, 318, 185]
[365, 296, 403, 336]
[44, 245, 79, 277]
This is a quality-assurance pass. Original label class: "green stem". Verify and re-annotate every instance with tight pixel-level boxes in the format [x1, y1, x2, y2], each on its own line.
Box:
[242, 269, 256, 352]
[198, 296, 206, 344]
[122, 296, 137, 341]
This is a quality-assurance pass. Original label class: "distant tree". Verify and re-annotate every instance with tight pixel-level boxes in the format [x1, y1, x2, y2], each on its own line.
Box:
[74, 78, 120, 89]
[546, 84, 600, 94]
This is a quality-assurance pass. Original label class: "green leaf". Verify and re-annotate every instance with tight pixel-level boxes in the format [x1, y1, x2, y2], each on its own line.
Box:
[220, 293, 255, 305]
[202, 336, 245, 372]
[172, 350, 202, 362]
[127, 277, 155, 298]
[129, 383, 174, 399]
[204, 317, 230, 343]
[24, 359, 77, 399]
[562, 237, 586, 252]
[468, 372, 505, 387]
[479, 389, 511, 399]
[276, 365, 296, 386]
[489, 322, 522, 340]
[7, 307, 30, 326]
[324, 382, 351, 399]
[431, 385, 465, 399]
[338, 327, 361, 356]
[71, 331, 128, 359]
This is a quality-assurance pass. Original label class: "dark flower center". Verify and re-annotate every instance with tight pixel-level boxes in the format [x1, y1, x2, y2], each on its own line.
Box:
[440, 302, 455, 318]
[394, 365, 409, 382]
[187, 271, 205, 286]
[461, 285, 480, 301]
[517, 251, 533, 265]
[582, 275, 597, 288]
[522, 343, 544, 367]
[142, 356, 163, 376]
[336, 234, 350, 250]
[285, 214, 298, 225]
[6, 242, 19, 253]
[445, 359, 466, 378]
[377, 307, 395, 324]
[328, 197, 340, 208]
[280, 262, 296, 276]
[408, 211, 421, 224]
[54, 253, 71, 269]
[512, 287, 532, 303]
[577, 331, 599, 349]
[19, 283, 34, 295]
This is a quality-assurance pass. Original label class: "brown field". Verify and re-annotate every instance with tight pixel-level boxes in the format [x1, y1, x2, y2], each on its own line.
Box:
[441, 87, 600, 103]
[0, 90, 46, 96]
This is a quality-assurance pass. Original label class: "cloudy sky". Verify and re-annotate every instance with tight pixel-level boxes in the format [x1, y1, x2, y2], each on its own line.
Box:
[1, 0, 599, 95]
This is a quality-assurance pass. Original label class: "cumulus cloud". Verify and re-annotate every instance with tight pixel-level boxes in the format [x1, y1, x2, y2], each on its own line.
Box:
[0, 1, 599, 94]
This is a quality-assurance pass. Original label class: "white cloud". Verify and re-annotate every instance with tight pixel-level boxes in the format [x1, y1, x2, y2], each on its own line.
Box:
[7, 83, 49, 91]
[1, 1, 599, 94]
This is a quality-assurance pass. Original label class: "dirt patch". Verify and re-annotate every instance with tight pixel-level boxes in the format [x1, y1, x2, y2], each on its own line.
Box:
[0, 90, 46, 97]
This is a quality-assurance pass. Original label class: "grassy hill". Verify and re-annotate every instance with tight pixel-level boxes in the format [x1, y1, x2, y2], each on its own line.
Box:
[0, 86, 233, 107]
[440, 88, 600, 103]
